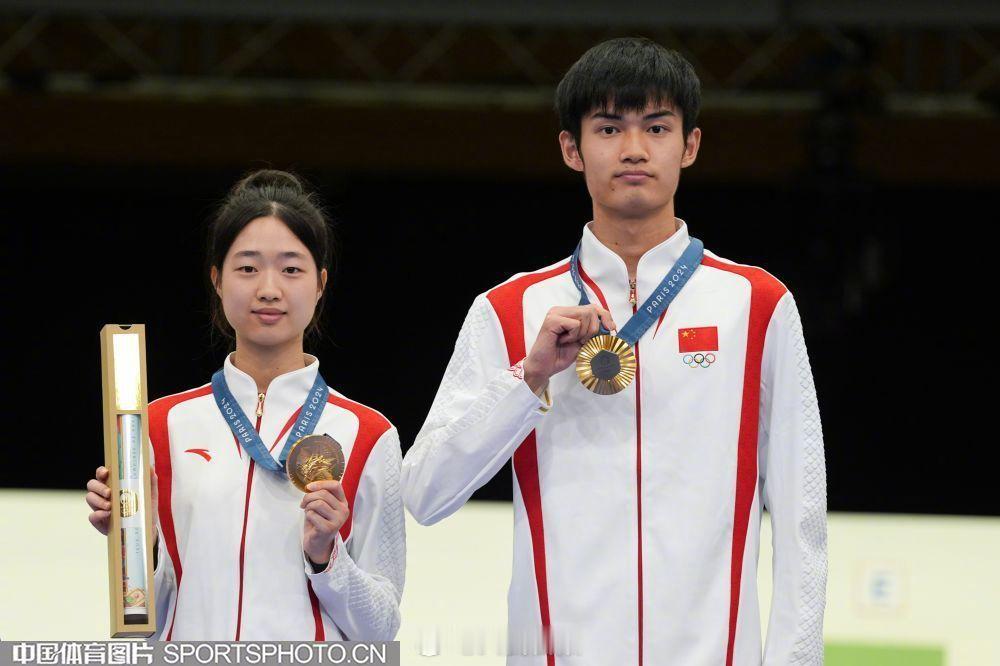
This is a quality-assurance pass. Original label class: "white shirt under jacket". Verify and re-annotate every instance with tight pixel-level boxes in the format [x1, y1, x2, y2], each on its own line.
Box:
[402, 222, 827, 666]
[147, 354, 405, 641]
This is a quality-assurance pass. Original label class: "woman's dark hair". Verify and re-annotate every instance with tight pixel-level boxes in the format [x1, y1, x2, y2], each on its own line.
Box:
[555, 37, 701, 148]
[207, 169, 334, 343]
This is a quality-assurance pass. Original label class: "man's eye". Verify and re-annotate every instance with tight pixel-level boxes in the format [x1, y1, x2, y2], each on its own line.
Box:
[600, 126, 618, 135]
[284, 267, 302, 274]
[237, 266, 256, 273]
[649, 125, 668, 134]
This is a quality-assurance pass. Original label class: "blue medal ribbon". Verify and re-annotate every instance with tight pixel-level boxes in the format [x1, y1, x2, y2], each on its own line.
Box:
[570, 236, 704, 345]
[211, 368, 329, 472]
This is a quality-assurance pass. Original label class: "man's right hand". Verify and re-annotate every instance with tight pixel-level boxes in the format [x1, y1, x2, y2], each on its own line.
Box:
[523, 305, 617, 394]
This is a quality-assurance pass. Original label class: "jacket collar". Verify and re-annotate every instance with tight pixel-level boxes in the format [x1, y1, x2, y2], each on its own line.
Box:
[578, 218, 692, 311]
[222, 352, 321, 445]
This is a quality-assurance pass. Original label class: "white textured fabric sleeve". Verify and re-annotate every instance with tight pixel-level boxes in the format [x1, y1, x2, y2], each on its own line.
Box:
[305, 427, 405, 641]
[759, 292, 828, 665]
[401, 293, 550, 526]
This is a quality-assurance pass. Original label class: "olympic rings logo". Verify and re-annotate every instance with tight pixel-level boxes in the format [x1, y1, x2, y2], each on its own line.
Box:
[682, 352, 716, 368]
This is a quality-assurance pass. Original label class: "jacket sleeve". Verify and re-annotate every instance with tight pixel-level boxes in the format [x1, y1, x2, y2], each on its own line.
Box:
[149, 444, 176, 639]
[304, 427, 406, 641]
[759, 291, 828, 665]
[151, 528, 175, 637]
[401, 293, 550, 526]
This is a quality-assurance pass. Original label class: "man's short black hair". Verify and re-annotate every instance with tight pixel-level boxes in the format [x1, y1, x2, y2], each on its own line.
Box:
[555, 37, 701, 147]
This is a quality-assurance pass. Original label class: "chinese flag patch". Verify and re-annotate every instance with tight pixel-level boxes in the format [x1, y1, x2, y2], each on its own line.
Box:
[678, 326, 718, 352]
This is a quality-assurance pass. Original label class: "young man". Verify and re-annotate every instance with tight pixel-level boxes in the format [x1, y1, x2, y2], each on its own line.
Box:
[402, 37, 826, 666]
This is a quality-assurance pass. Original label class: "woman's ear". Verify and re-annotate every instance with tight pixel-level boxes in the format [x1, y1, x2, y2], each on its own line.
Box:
[317, 268, 328, 301]
[210, 266, 222, 297]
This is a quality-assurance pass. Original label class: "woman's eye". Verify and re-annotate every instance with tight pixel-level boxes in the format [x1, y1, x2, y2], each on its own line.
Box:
[284, 267, 302, 274]
[237, 266, 256, 273]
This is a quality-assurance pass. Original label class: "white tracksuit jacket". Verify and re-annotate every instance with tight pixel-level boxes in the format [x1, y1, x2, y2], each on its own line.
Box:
[148, 354, 405, 641]
[402, 222, 827, 665]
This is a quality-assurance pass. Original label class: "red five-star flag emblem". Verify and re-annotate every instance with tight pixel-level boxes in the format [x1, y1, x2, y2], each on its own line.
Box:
[678, 326, 719, 352]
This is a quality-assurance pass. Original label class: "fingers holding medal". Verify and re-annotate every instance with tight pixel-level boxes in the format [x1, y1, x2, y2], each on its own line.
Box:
[300, 478, 350, 565]
[526, 303, 636, 396]
[524, 305, 618, 394]
[300, 479, 349, 527]
[293, 435, 349, 565]
[549, 305, 616, 345]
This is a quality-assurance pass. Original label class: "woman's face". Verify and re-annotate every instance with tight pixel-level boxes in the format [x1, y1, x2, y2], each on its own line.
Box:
[212, 216, 327, 351]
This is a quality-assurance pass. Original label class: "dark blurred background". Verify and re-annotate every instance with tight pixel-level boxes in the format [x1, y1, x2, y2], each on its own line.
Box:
[2, 1, 997, 516]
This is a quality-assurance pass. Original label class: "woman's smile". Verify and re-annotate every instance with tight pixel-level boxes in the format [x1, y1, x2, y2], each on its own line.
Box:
[252, 308, 286, 324]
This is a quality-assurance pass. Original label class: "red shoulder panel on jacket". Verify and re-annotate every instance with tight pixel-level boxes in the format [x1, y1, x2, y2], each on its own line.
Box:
[700, 255, 786, 666]
[486, 262, 570, 362]
[326, 394, 392, 542]
[701, 255, 787, 310]
[486, 264, 569, 666]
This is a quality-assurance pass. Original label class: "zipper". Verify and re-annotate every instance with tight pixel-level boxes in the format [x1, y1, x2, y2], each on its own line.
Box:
[631, 289, 644, 666]
[237, 391, 264, 641]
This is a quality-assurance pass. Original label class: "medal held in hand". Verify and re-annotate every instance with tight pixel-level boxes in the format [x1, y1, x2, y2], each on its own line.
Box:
[576, 334, 637, 395]
[570, 236, 705, 395]
[286, 434, 346, 492]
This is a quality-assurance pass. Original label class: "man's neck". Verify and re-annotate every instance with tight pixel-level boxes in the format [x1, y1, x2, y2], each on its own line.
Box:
[231, 338, 307, 394]
[590, 205, 679, 279]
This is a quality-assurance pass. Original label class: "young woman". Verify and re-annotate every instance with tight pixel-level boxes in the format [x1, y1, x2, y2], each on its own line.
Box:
[85, 170, 404, 641]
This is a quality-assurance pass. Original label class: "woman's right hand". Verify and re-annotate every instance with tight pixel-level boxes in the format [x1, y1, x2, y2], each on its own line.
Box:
[86, 465, 159, 536]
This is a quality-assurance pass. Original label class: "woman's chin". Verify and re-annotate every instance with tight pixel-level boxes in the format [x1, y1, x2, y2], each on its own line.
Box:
[240, 327, 300, 350]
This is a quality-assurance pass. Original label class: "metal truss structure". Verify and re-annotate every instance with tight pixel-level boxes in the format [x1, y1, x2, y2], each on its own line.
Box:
[1, 1, 998, 115]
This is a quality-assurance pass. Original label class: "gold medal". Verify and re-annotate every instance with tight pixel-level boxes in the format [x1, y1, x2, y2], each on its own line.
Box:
[285, 434, 346, 493]
[576, 334, 637, 395]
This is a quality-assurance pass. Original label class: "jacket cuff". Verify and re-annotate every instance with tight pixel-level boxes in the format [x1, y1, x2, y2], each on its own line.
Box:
[507, 359, 552, 413]
[303, 534, 343, 576]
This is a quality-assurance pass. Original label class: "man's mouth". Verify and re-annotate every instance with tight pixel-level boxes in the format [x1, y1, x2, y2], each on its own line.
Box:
[616, 170, 654, 183]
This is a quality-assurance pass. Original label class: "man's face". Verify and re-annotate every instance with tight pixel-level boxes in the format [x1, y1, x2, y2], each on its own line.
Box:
[559, 100, 701, 219]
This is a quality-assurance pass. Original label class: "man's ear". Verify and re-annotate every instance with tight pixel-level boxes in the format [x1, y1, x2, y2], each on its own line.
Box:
[681, 127, 702, 169]
[559, 130, 585, 173]
[210, 266, 221, 297]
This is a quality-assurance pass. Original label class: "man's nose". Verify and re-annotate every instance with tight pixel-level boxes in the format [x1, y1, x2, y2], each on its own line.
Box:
[620, 128, 648, 162]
